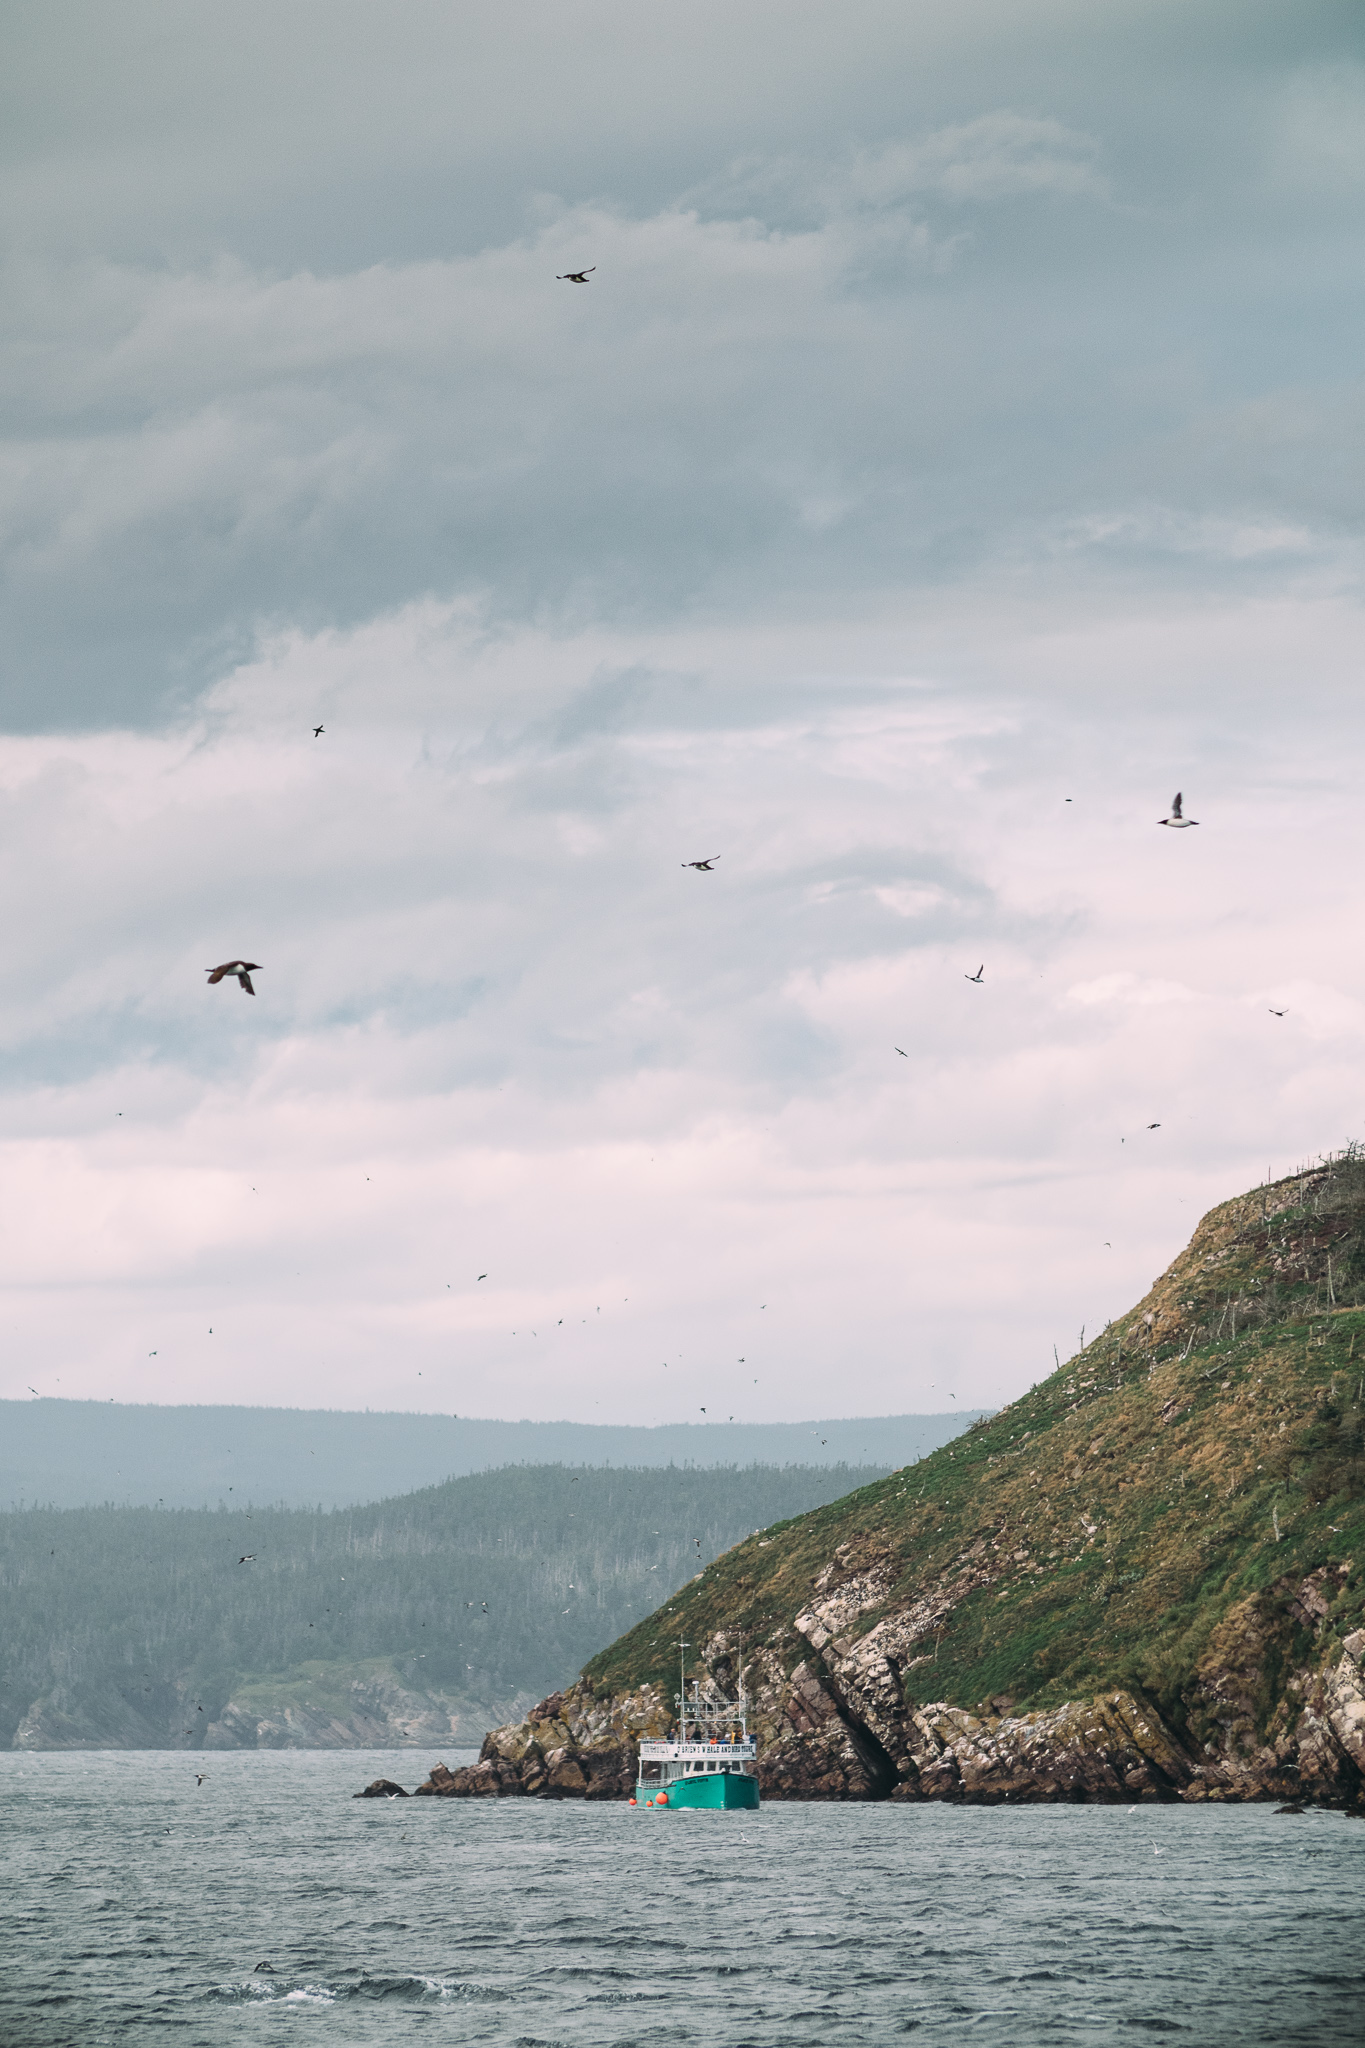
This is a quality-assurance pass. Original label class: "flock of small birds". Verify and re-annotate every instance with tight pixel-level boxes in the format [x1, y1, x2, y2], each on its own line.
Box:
[178, 310, 1261, 1595]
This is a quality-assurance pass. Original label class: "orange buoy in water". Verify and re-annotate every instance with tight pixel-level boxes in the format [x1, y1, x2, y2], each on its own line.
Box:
[656, 1791, 669, 1805]
[628, 1797, 637, 1806]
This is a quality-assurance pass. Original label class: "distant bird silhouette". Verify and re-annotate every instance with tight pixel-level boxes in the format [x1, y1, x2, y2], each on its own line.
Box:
[683, 856, 719, 871]
[965, 965, 984, 983]
[238, 1554, 256, 1564]
[195, 1773, 206, 1786]
[894, 1046, 908, 1056]
[557, 267, 595, 282]
[254, 1963, 276, 1974]
[313, 725, 324, 737]
[1147, 1122, 1161, 1129]
[1159, 792, 1198, 828]
[1269, 1008, 1286, 1017]
[477, 1273, 487, 1281]
[206, 961, 260, 994]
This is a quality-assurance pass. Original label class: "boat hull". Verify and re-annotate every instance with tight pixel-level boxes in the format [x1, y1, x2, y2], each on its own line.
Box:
[647, 1772, 759, 1810]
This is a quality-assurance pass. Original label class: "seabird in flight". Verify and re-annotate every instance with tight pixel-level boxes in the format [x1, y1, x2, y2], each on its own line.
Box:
[683, 856, 719, 871]
[206, 961, 261, 994]
[557, 267, 595, 282]
[313, 725, 324, 737]
[1159, 792, 1199, 828]
[965, 965, 984, 983]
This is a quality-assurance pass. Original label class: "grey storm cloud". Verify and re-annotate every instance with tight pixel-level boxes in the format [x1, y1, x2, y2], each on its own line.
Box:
[2, 1, 1364, 725]
[3, 2, 1365, 1420]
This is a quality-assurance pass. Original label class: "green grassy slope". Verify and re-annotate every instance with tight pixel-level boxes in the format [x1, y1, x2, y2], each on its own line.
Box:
[586, 1155, 1365, 1731]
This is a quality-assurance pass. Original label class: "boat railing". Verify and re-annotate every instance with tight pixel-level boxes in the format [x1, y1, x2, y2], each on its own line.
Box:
[638, 1740, 756, 1761]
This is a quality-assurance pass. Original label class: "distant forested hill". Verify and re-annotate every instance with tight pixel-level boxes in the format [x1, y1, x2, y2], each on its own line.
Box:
[0, 1460, 889, 1749]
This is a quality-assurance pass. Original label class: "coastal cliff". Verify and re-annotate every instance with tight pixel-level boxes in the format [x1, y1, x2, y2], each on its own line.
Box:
[415, 1155, 1365, 1807]
[10, 1660, 523, 1752]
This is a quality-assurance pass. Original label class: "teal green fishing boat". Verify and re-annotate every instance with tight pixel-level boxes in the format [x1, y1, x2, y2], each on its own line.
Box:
[633, 1641, 760, 1811]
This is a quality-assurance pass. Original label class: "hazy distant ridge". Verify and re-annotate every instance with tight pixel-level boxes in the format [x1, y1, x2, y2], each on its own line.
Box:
[0, 1402, 981, 1511]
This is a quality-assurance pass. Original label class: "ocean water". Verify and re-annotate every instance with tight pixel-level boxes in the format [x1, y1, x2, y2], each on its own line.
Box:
[2, 1750, 1362, 2046]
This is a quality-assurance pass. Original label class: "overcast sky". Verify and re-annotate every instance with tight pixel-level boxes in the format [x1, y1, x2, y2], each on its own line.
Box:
[2, 0, 1362, 1423]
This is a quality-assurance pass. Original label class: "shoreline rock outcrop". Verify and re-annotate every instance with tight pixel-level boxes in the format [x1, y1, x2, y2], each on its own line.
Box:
[410, 1614, 1365, 1809]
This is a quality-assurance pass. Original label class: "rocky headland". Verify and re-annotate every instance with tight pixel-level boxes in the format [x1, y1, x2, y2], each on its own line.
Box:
[411, 1157, 1365, 1808]
[11, 1659, 524, 1752]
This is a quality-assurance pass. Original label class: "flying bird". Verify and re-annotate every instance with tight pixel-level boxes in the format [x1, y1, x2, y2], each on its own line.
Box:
[1159, 792, 1199, 828]
[206, 961, 260, 994]
[557, 267, 595, 282]
[195, 1774, 206, 1786]
[313, 725, 324, 738]
[477, 1273, 487, 1281]
[238, 1554, 256, 1564]
[965, 965, 984, 983]
[1268, 1008, 1286, 1017]
[894, 1046, 908, 1056]
[683, 856, 719, 871]
[1147, 1122, 1161, 1130]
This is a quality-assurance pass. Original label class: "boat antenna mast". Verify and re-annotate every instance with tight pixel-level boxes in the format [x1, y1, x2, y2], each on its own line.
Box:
[674, 1638, 690, 1741]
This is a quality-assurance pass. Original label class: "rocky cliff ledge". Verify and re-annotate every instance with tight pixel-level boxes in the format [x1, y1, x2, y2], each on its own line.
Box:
[413, 1159, 1365, 1808]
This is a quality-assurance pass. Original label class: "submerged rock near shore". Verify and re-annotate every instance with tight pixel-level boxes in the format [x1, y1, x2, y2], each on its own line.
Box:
[413, 1160, 1365, 1808]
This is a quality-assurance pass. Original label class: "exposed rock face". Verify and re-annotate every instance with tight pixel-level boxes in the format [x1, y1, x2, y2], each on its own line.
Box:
[354, 1778, 409, 1798]
[414, 1688, 656, 1799]
[413, 1601, 1365, 1808]
[11, 1663, 528, 1751]
[203, 1671, 463, 1750]
[12, 1681, 194, 1751]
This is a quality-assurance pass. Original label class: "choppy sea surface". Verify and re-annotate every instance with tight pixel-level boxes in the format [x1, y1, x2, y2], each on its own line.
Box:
[2, 1749, 1362, 2046]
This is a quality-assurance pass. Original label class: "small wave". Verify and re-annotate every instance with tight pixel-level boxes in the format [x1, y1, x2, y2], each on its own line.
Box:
[346, 1974, 515, 2005]
[207, 1980, 340, 2006]
[584, 1990, 668, 2006]
[208, 1974, 512, 2007]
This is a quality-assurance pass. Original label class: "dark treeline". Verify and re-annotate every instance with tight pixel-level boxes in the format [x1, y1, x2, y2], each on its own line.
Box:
[0, 1461, 887, 1742]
